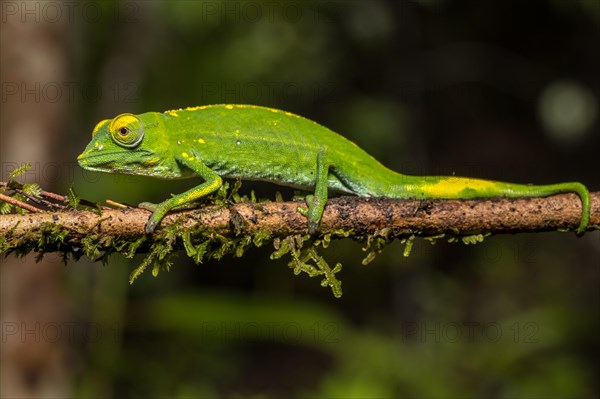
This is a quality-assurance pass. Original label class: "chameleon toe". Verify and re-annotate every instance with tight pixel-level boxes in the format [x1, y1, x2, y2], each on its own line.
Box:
[144, 220, 157, 234]
[308, 220, 319, 235]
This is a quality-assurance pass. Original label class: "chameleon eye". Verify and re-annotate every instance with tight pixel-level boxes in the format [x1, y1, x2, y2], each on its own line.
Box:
[109, 113, 145, 148]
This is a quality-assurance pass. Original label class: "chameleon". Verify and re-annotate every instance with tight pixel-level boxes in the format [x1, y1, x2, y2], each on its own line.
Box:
[77, 104, 590, 235]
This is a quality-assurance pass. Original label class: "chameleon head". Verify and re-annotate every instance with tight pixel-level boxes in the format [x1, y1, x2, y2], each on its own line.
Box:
[77, 112, 167, 176]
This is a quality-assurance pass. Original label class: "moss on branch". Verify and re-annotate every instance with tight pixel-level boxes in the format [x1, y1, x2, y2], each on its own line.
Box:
[1, 180, 599, 297]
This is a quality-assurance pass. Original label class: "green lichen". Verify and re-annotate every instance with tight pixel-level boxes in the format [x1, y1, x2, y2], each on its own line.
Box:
[0, 163, 43, 214]
[271, 235, 343, 298]
[0, 201, 12, 215]
[423, 233, 446, 245]
[67, 185, 81, 209]
[361, 228, 395, 265]
[402, 235, 416, 257]
[8, 163, 33, 179]
[447, 233, 490, 245]
[126, 208, 278, 284]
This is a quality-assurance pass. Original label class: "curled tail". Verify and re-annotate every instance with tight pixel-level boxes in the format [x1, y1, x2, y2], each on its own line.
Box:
[390, 175, 590, 235]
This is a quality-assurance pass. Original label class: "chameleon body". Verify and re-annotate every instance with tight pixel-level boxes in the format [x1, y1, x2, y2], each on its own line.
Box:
[77, 104, 590, 235]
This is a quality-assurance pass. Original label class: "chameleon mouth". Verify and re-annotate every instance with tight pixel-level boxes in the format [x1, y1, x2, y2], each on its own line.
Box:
[78, 149, 152, 161]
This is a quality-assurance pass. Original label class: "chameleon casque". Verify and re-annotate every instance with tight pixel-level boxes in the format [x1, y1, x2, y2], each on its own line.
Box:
[78, 104, 590, 235]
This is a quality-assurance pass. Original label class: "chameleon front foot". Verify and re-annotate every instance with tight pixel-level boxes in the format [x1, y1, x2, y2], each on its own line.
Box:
[138, 202, 166, 234]
[139, 200, 205, 233]
[144, 210, 168, 234]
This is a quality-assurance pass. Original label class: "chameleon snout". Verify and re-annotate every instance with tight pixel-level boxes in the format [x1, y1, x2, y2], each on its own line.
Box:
[77, 141, 106, 165]
[77, 149, 92, 165]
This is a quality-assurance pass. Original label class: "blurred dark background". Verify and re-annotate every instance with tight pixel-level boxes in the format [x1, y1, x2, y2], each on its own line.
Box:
[1, 1, 598, 398]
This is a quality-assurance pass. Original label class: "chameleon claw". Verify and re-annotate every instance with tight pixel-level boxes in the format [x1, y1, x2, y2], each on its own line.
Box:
[308, 220, 319, 235]
[144, 219, 157, 234]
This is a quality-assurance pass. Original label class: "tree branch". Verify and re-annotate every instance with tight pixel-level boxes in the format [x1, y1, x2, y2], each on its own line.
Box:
[0, 193, 42, 213]
[1, 192, 599, 245]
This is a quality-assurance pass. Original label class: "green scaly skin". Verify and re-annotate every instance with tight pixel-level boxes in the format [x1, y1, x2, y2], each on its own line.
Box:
[77, 104, 591, 235]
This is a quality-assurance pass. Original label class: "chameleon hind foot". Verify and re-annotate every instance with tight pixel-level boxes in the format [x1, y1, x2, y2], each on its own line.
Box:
[304, 194, 324, 234]
[138, 202, 158, 212]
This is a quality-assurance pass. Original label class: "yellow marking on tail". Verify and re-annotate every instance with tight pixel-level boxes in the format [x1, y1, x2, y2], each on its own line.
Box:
[423, 177, 497, 197]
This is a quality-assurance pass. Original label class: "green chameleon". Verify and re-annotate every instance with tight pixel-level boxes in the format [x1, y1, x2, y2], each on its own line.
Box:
[77, 104, 590, 235]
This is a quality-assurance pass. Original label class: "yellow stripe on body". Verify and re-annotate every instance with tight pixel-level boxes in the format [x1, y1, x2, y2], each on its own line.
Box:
[144, 157, 160, 166]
